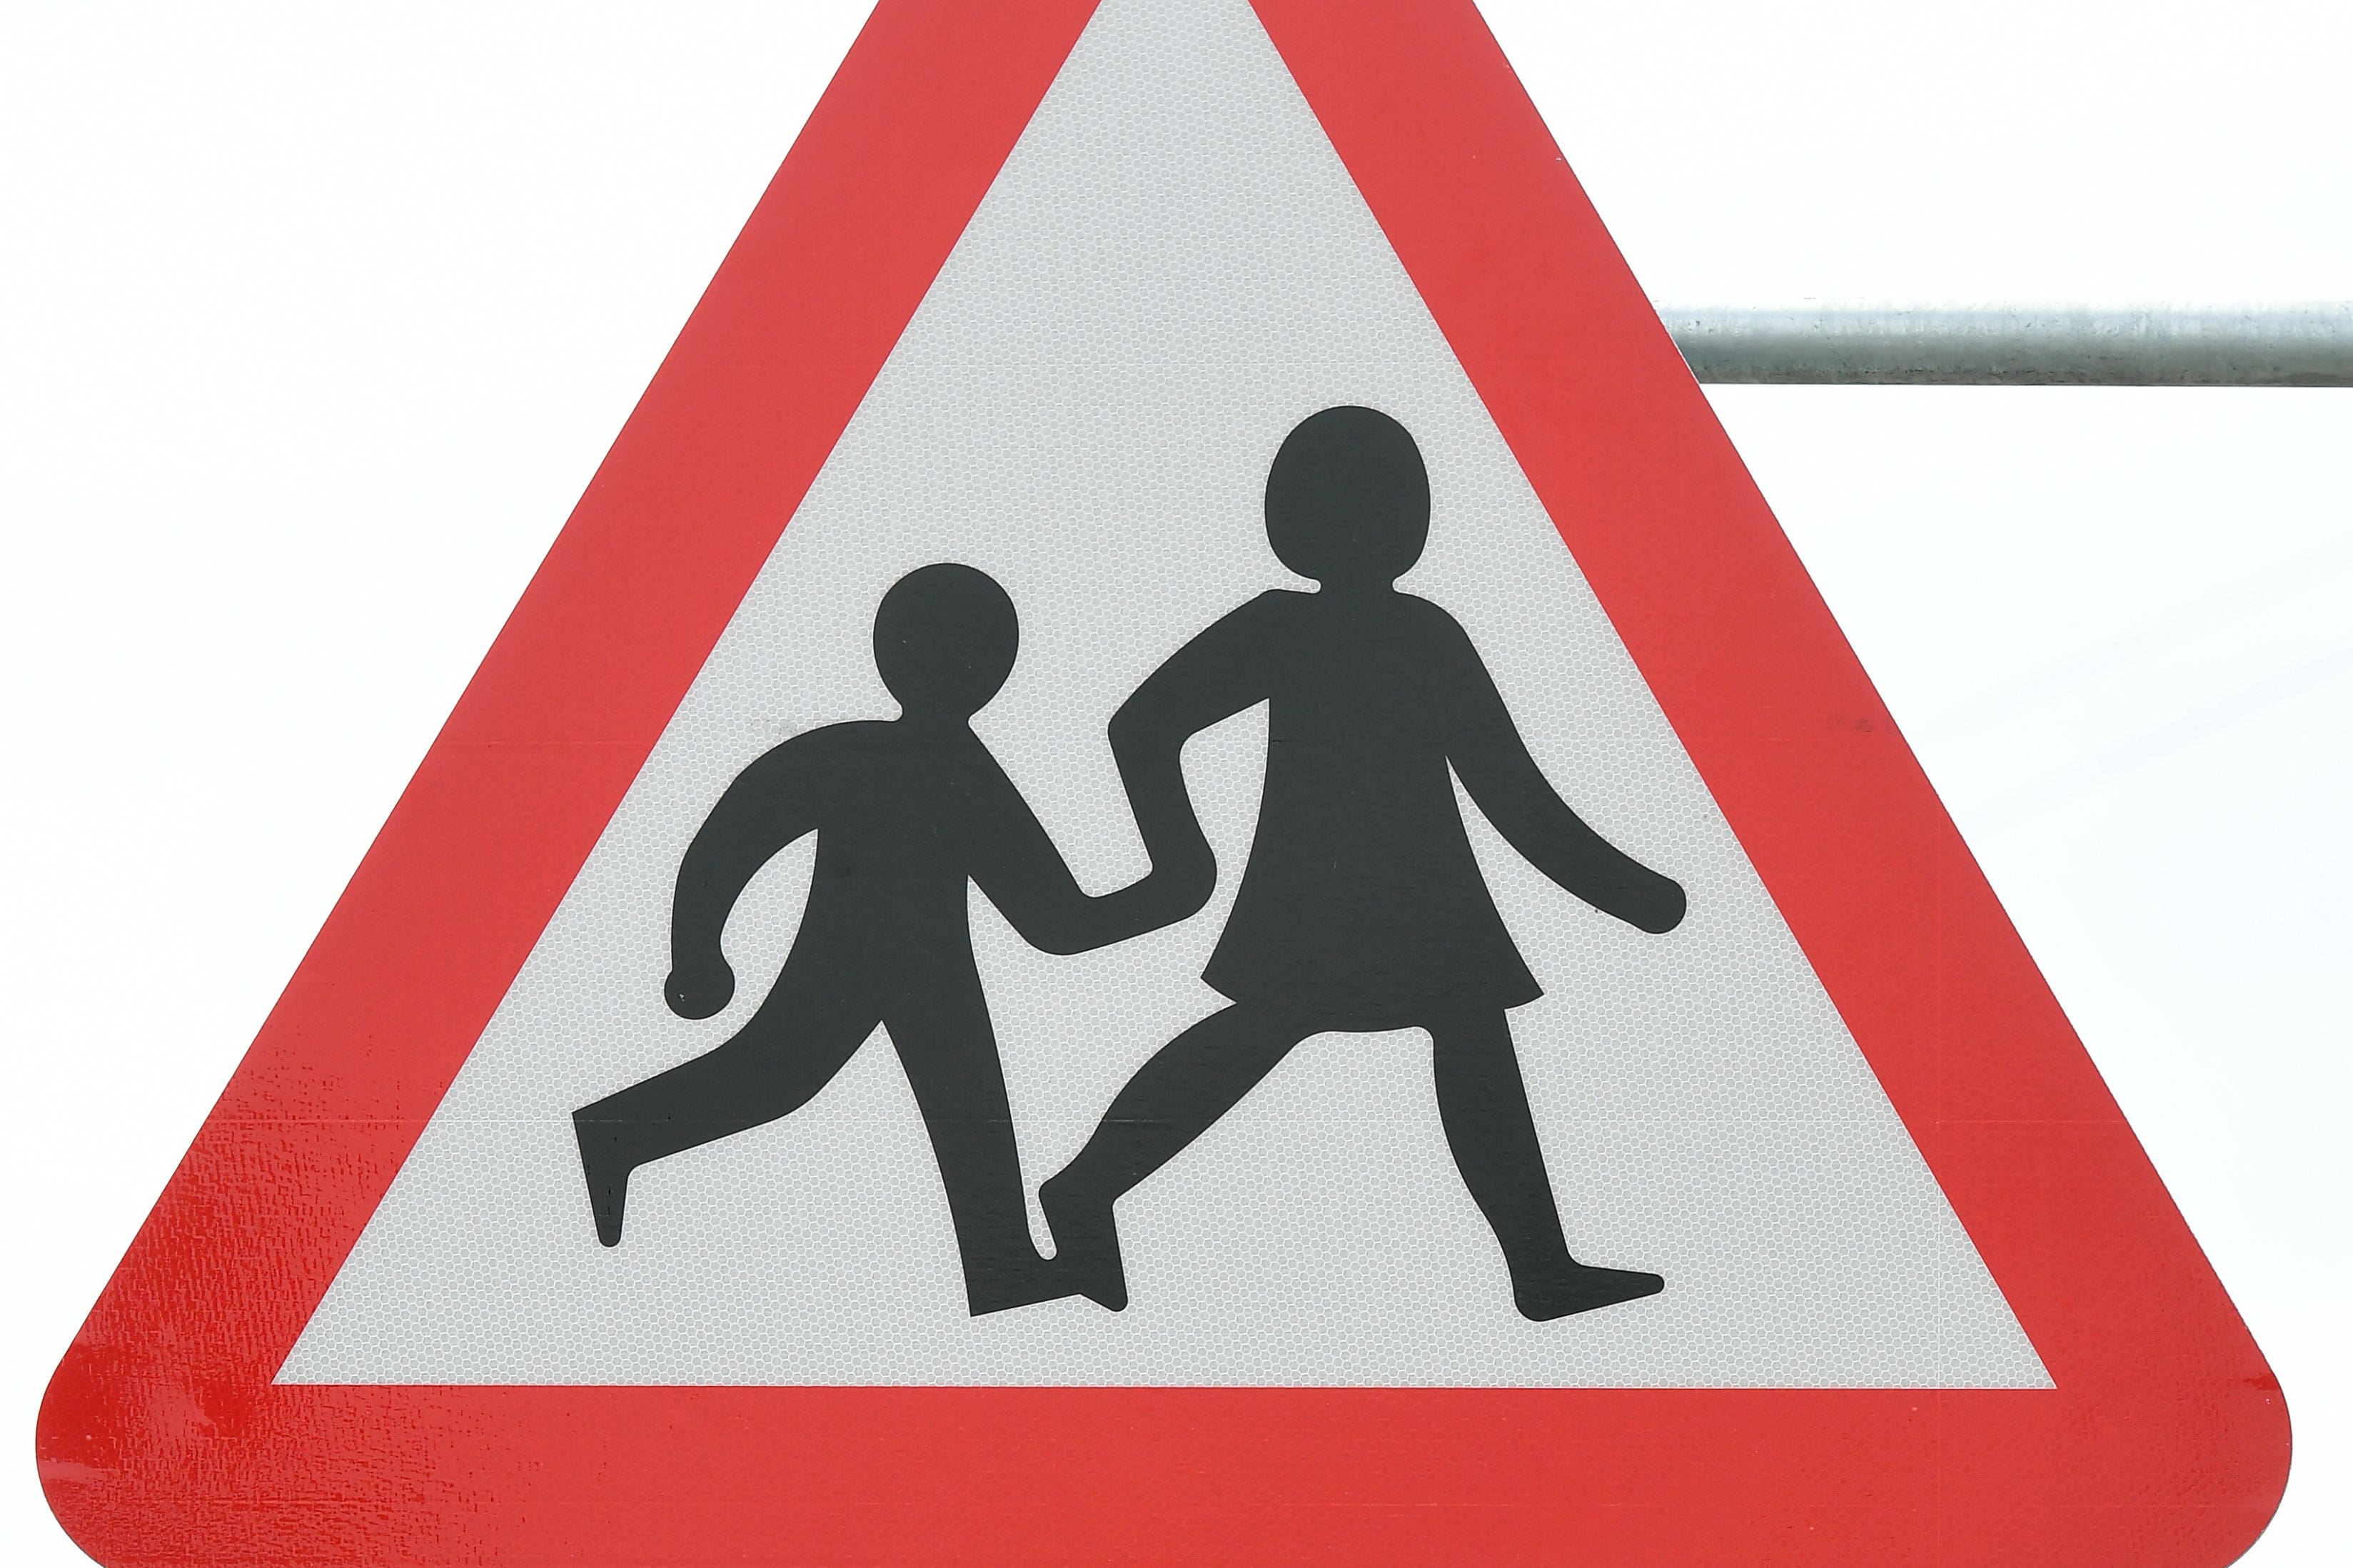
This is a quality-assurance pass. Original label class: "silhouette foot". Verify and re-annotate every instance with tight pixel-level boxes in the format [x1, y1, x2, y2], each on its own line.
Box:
[965, 1258, 1078, 1317]
[1039, 1172, 1127, 1312]
[573, 1111, 634, 1248]
[1513, 1263, 1664, 1322]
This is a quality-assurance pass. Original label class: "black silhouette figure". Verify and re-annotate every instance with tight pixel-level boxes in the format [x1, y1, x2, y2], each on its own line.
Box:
[1039, 406, 1688, 1322]
[573, 563, 1200, 1316]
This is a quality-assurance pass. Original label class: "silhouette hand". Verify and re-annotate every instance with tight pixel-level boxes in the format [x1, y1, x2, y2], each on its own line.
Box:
[1126, 851, 1217, 934]
[665, 957, 737, 1019]
[1157, 840, 1218, 921]
[1628, 874, 1686, 935]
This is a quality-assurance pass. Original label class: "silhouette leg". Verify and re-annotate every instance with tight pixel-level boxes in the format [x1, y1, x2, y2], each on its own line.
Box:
[1042, 1001, 1316, 1310]
[573, 951, 879, 1247]
[884, 964, 1057, 1317]
[1430, 1010, 1663, 1320]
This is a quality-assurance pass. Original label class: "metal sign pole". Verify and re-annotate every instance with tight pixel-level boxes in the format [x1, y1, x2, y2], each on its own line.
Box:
[1658, 302, 2353, 385]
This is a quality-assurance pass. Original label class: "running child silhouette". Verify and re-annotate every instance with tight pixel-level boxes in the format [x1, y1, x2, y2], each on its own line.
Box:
[1041, 405, 1688, 1322]
[573, 562, 1201, 1317]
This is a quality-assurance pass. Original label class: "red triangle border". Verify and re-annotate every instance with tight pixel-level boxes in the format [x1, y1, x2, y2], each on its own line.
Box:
[40, 3, 2288, 1564]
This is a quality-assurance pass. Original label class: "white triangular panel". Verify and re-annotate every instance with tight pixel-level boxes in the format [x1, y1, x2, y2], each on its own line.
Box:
[281, 0, 2046, 1388]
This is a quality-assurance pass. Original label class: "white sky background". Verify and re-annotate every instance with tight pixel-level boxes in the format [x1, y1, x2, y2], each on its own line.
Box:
[0, 0, 2344, 1553]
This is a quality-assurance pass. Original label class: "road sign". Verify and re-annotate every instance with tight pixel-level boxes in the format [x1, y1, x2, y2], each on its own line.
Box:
[40, 1, 2287, 1563]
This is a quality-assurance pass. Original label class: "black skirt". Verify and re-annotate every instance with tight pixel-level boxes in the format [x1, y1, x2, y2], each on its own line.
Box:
[1200, 737, 1541, 1028]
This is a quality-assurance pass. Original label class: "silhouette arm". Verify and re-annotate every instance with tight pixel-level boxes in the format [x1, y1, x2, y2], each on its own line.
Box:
[1106, 593, 1284, 914]
[966, 759, 1201, 956]
[665, 738, 823, 1017]
[1441, 619, 1686, 934]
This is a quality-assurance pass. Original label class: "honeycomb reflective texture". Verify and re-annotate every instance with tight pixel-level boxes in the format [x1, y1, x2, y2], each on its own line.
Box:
[279, 0, 2049, 1389]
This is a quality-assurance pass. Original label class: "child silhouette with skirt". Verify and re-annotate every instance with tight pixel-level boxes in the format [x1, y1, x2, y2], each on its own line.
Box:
[573, 562, 1201, 1317]
[1041, 405, 1688, 1322]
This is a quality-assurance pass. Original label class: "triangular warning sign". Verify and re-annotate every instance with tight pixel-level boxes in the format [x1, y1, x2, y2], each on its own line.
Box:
[41, 1, 2287, 1564]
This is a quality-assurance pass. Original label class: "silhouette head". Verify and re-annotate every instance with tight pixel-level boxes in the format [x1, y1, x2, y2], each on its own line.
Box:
[873, 562, 1019, 720]
[1264, 405, 1431, 587]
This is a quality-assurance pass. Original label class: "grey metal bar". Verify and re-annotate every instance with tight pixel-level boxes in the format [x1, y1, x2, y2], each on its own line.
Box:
[1658, 302, 2353, 386]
